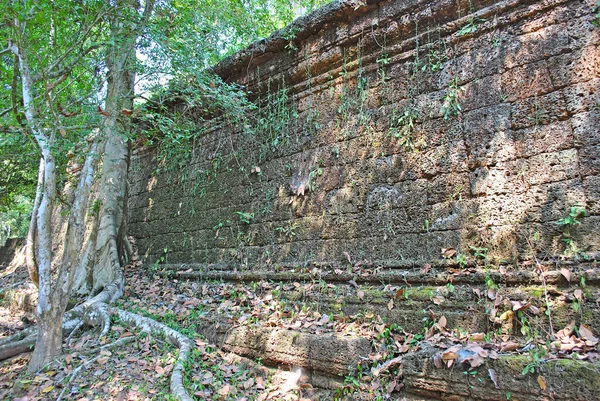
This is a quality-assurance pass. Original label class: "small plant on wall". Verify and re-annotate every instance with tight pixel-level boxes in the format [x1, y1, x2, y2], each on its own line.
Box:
[441, 77, 463, 119]
[235, 211, 255, 224]
[556, 204, 588, 258]
[389, 105, 420, 151]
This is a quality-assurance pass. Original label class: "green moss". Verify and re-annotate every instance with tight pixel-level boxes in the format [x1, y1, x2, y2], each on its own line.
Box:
[524, 286, 545, 298]
[544, 359, 600, 387]
[332, 302, 344, 311]
[581, 309, 596, 323]
[494, 354, 530, 375]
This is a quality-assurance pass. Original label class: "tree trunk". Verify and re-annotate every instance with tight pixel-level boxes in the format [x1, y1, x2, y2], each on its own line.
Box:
[11, 0, 155, 373]
[26, 157, 43, 287]
[28, 309, 63, 372]
[79, 1, 137, 296]
[28, 148, 58, 373]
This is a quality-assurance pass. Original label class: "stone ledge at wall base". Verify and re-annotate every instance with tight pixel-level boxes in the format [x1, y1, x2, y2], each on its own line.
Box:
[194, 315, 371, 389]
[189, 314, 600, 401]
[166, 260, 600, 335]
[401, 345, 600, 401]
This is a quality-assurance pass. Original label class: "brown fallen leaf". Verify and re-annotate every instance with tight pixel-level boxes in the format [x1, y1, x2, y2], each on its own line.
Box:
[438, 316, 447, 331]
[97, 357, 109, 365]
[463, 353, 485, 368]
[555, 321, 576, 339]
[560, 268, 571, 282]
[97, 106, 110, 117]
[442, 248, 457, 259]
[470, 332, 485, 342]
[357, 290, 365, 300]
[574, 289, 583, 301]
[500, 342, 519, 352]
[387, 298, 394, 310]
[579, 324, 598, 343]
[432, 295, 445, 305]
[441, 350, 459, 361]
[511, 301, 531, 312]
[537, 375, 547, 391]
[218, 384, 232, 396]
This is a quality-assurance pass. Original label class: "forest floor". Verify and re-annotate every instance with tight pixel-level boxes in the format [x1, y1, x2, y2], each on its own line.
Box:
[1, 259, 599, 400]
[0, 260, 341, 400]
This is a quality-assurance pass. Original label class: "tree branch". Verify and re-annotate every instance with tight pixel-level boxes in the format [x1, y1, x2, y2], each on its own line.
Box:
[0, 108, 12, 118]
[37, 4, 116, 81]
[44, 43, 104, 82]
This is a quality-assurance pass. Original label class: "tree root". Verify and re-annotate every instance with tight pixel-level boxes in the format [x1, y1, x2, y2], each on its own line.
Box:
[111, 307, 194, 401]
[0, 333, 35, 361]
[0, 326, 36, 347]
[0, 300, 195, 401]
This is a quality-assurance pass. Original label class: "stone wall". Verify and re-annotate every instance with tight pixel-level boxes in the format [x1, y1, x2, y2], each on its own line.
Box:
[128, 0, 600, 272]
[0, 238, 25, 267]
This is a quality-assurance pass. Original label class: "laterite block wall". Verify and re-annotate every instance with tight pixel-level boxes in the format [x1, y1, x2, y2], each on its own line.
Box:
[129, 0, 600, 272]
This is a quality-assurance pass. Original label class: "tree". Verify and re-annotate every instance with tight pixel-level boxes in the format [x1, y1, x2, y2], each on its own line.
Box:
[0, 0, 327, 395]
[1, 0, 157, 373]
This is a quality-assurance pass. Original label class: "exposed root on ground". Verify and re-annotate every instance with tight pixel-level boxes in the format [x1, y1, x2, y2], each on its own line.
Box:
[0, 272, 195, 401]
[111, 307, 194, 401]
[0, 332, 35, 361]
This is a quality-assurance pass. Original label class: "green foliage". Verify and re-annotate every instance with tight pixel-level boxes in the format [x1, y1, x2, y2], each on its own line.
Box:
[275, 222, 298, 239]
[0, 196, 32, 245]
[0, 0, 107, 200]
[441, 77, 463, 119]
[456, 16, 486, 36]
[593, 1, 600, 28]
[235, 211, 254, 224]
[557, 204, 587, 257]
[521, 346, 546, 376]
[308, 166, 323, 191]
[470, 246, 488, 260]
[456, 252, 467, 268]
[144, 0, 328, 70]
[556, 204, 587, 227]
[389, 105, 420, 151]
[0, 135, 38, 211]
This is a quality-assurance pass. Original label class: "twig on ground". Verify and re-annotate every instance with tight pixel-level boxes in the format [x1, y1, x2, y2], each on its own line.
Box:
[55, 336, 135, 401]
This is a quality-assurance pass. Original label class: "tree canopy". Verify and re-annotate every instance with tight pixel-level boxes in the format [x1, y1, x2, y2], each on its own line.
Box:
[0, 0, 329, 233]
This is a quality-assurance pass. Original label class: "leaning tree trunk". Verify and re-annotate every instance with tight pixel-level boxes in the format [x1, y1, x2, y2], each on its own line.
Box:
[25, 157, 44, 288]
[28, 146, 61, 372]
[72, 3, 136, 296]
